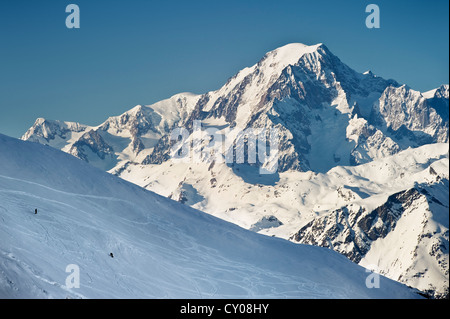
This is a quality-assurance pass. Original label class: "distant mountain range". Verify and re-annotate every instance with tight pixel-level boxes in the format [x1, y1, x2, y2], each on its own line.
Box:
[22, 43, 449, 298]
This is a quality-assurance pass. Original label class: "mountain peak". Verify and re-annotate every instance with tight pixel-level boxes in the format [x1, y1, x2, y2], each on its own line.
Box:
[126, 104, 145, 116]
[22, 117, 88, 143]
[271, 42, 324, 54]
[34, 117, 47, 125]
[259, 43, 326, 68]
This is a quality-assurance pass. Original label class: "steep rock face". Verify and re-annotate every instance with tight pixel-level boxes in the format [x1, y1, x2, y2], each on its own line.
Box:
[347, 115, 400, 165]
[68, 129, 116, 169]
[292, 181, 449, 299]
[130, 136, 145, 155]
[250, 216, 284, 232]
[292, 189, 421, 262]
[22, 118, 89, 145]
[100, 105, 163, 137]
[371, 85, 449, 145]
[141, 135, 172, 165]
[425, 84, 449, 121]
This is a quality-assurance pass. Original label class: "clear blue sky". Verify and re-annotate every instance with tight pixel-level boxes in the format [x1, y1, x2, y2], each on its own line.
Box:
[0, 0, 448, 138]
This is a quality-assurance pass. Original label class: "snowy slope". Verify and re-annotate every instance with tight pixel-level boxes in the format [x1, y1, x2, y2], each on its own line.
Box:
[292, 181, 449, 298]
[117, 141, 449, 297]
[119, 143, 449, 232]
[360, 181, 449, 298]
[0, 134, 420, 298]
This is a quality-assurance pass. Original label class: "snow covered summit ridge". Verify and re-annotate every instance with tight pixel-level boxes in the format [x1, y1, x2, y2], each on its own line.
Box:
[22, 42, 449, 174]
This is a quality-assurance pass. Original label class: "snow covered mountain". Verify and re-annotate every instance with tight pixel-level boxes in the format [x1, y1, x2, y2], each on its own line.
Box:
[0, 133, 421, 298]
[22, 43, 449, 174]
[116, 141, 448, 298]
[21, 43, 449, 298]
[22, 93, 201, 171]
[291, 179, 449, 298]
